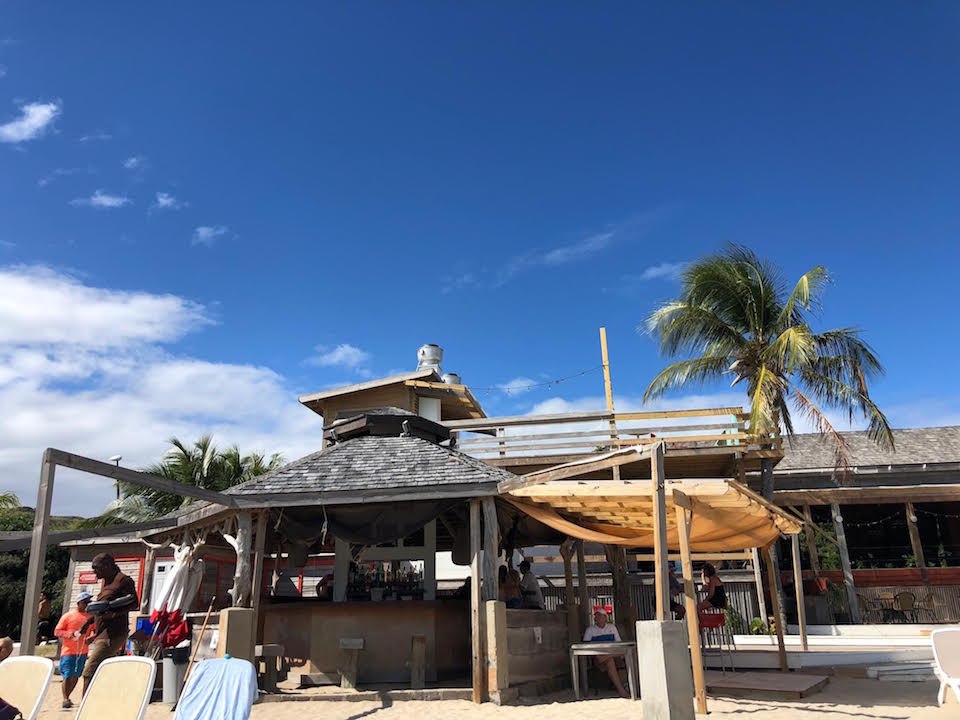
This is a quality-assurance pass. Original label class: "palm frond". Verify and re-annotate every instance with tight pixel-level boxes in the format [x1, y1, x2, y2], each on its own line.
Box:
[0, 492, 19, 510]
[644, 302, 746, 358]
[776, 265, 829, 328]
[747, 364, 786, 437]
[799, 371, 895, 450]
[643, 355, 733, 402]
[789, 386, 852, 471]
[765, 324, 815, 373]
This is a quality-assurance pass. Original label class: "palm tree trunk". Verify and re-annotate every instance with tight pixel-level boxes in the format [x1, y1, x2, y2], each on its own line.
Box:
[761, 458, 789, 634]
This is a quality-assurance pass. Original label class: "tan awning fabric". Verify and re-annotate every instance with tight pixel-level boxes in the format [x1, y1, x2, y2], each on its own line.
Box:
[506, 478, 800, 551]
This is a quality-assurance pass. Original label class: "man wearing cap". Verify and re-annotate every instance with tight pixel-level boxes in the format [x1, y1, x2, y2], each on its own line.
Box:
[582, 608, 629, 698]
[54, 593, 96, 708]
[79, 554, 138, 696]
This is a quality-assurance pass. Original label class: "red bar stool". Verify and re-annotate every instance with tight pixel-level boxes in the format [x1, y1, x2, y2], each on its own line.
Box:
[699, 610, 735, 673]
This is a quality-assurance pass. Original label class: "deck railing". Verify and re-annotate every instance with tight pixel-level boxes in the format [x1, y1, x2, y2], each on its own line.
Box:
[445, 406, 781, 461]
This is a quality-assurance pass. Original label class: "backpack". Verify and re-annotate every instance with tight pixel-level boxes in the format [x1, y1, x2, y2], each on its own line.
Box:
[0, 697, 21, 720]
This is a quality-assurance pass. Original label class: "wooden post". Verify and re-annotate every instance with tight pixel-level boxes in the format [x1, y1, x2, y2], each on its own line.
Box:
[560, 540, 579, 645]
[790, 534, 808, 651]
[763, 545, 788, 672]
[905, 502, 928, 585]
[575, 540, 590, 633]
[469, 499, 485, 703]
[802, 506, 822, 578]
[651, 442, 670, 620]
[230, 512, 254, 607]
[140, 546, 157, 614]
[599, 327, 620, 480]
[831, 503, 861, 624]
[481, 497, 499, 602]
[21, 451, 55, 656]
[604, 544, 634, 641]
[251, 510, 268, 652]
[675, 494, 707, 715]
[761, 458, 788, 634]
[424, 520, 437, 601]
[411, 635, 426, 689]
[333, 536, 349, 602]
[750, 548, 768, 627]
[485, 601, 509, 704]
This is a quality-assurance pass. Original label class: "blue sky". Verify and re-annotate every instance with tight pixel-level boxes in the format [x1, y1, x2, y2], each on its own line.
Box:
[1, 3, 959, 514]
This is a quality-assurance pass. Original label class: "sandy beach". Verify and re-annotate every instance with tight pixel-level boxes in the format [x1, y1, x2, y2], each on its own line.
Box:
[33, 675, 956, 719]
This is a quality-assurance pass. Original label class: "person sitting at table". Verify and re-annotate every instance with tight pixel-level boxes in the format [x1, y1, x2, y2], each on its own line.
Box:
[697, 563, 727, 611]
[498, 566, 522, 609]
[582, 608, 629, 698]
[518, 560, 545, 609]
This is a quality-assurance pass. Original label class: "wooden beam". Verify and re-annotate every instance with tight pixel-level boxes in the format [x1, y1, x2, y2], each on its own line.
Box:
[469, 499, 485, 704]
[801, 506, 822, 577]
[0, 517, 178, 552]
[499, 447, 651, 492]
[251, 511, 268, 615]
[676, 499, 707, 715]
[605, 544, 634, 640]
[905, 502, 928, 585]
[333, 536, 349, 602]
[575, 540, 590, 634]
[423, 520, 437, 601]
[481, 498, 498, 602]
[751, 548, 768, 629]
[763, 545, 788, 672]
[831, 503, 861, 624]
[21, 452, 55, 656]
[790, 534, 808, 651]
[46, 448, 240, 507]
[560, 540, 579, 645]
[599, 327, 621, 482]
[651, 442, 669, 620]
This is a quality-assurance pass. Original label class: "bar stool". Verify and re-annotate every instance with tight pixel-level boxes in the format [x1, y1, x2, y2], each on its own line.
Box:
[699, 610, 735, 673]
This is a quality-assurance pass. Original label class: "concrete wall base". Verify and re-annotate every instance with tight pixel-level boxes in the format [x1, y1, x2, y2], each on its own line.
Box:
[636, 620, 694, 720]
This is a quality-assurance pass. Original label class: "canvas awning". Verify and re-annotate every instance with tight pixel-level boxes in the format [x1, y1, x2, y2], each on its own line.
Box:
[505, 478, 801, 551]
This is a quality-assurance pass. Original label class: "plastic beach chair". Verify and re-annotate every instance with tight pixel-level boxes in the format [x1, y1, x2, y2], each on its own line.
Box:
[0, 656, 54, 720]
[932, 628, 960, 706]
[174, 657, 258, 720]
[75, 656, 156, 720]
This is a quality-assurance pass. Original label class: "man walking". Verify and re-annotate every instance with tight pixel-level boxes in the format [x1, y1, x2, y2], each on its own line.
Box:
[54, 593, 95, 709]
[79, 554, 138, 696]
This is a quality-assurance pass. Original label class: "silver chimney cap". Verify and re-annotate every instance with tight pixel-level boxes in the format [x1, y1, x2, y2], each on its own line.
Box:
[442, 372, 461, 386]
[417, 344, 443, 372]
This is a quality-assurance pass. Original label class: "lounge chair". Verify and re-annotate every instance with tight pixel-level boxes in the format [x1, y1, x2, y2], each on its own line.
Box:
[0, 656, 54, 720]
[932, 628, 960, 706]
[174, 657, 258, 720]
[75, 656, 156, 720]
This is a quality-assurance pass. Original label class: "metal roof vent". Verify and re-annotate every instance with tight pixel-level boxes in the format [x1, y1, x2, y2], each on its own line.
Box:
[442, 372, 461, 385]
[416, 344, 443, 372]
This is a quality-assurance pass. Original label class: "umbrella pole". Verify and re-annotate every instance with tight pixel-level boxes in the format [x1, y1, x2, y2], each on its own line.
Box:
[174, 596, 216, 709]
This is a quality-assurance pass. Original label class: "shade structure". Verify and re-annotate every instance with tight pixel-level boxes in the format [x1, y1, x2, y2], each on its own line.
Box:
[506, 478, 801, 551]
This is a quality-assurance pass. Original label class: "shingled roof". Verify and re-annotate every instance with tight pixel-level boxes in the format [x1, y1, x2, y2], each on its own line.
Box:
[224, 433, 516, 502]
[777, 425, 960, 471]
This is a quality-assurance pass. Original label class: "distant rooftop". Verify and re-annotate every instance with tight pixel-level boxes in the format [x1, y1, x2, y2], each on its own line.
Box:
[777, 426, 960, 471]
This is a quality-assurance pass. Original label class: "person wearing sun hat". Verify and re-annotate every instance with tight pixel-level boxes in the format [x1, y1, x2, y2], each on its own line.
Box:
[582, 607, 629, 698]
[54, 592, 96, 708]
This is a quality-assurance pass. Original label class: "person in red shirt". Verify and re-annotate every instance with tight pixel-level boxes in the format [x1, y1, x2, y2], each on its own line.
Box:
[54, 593, 96, 708]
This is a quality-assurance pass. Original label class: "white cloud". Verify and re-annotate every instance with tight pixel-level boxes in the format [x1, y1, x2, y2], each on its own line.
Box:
[0, 101, 60, 143]
[306, 343, 371, 370]
[79, 131, 111, 143]
[0, 265, 324, 515]
[441, 273, 479, 294]
[192, 225, 228, 246]
[543, 232, 614, 266]
[70, 189, 131, 209]
[497, 377, 538, 395]
[640, 261, 688, 281]
[150, 192, 185, 211]
[38, 167, 92, 188]
[123, 155, 145, 170]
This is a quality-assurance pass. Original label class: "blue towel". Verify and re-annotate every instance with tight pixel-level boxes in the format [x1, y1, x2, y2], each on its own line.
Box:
[590, 633, 617, 642]
[175, 657, 257, 720]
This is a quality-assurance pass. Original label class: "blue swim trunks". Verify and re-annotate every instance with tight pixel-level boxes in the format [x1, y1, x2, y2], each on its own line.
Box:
[59, 655, 87, 679]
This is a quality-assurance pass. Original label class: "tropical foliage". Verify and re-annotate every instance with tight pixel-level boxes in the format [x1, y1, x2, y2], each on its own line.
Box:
[643, 245, 893, 469]
[0, 492, 19, 510]
[84, 435, 283, 526]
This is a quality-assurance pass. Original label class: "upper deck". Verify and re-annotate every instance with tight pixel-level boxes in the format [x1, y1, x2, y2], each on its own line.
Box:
[444, 406, 783, 479]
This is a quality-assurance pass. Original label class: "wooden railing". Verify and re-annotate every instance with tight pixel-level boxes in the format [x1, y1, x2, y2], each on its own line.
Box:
[444, 407, 781, 460]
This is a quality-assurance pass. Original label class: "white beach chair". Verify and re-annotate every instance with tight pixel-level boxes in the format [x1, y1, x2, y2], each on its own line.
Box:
[75, 656, 156, 720]
[0, 656, 54, 720]
[932, 628, 960, 706]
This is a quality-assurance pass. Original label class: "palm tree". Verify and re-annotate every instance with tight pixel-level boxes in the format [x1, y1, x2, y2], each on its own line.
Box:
[0, 492, 19, 510]
[644, 245, 893, 475]
[83, 436, 284, 526]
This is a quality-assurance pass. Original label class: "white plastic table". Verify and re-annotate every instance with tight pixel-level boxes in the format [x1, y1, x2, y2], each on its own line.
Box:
[569, 641, 638, 700]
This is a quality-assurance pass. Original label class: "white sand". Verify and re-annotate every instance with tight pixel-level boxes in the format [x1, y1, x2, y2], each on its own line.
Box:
[33, 675, 955, 719]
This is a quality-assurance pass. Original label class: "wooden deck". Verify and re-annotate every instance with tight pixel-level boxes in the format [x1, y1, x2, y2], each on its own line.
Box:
[705, 670, 829, 700]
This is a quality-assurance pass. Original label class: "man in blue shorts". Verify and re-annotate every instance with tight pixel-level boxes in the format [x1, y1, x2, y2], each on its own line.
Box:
[54, 593, 95, 709]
